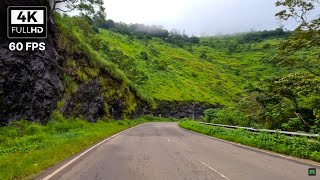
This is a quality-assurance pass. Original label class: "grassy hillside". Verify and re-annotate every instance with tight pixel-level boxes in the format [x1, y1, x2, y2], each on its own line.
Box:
[53, 13, 156, 121]
[93, 23, 319, 132]
[53, 14, 319, 132]
[96, 29, 291, 106]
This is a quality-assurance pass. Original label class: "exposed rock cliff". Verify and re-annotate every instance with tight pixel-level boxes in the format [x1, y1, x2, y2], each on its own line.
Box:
[0, 0, 63, 124]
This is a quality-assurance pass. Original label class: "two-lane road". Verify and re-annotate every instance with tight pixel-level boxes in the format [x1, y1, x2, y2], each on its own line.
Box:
[39, 122, 319, 180]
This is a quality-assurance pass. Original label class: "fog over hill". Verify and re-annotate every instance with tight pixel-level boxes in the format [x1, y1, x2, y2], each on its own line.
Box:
[103, 0, 298, 36]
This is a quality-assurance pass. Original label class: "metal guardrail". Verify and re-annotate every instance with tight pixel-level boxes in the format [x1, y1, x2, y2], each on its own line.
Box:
[197, 122, 319, 138]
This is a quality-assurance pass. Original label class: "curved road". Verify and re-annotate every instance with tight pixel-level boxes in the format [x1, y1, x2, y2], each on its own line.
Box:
[38, 122, 319, 180]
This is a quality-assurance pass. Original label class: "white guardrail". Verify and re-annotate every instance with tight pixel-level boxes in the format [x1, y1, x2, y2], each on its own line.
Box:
[197, 122, 319, 138]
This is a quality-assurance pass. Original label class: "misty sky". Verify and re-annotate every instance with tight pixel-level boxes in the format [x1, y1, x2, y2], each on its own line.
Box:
[104, 0, 298, 36]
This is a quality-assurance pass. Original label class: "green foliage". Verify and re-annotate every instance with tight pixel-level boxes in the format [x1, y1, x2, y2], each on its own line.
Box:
[55, 13, 154, 106]
[140, 51, 149, 60]
[179, 120, 320, 162]
[84, 67, 99, 78]
[199, 52, 207, 59]
[238, 28, 290, 43]
[275, 1, 320, 75]
[270, 73, 319, 108]
[76, 69, 90, 82]
[56, 12, 319, 132]
[276, 0, 319, 31]
[63, 75, 78, 96]
[263, 99, 296, 129]
[96, 24, 319, 130]
[203, 109, 218, 122]
[57, 100, 65, 109]
[98, 21, 200, 47]
[66, 59, 77, 67]
[262, 43, 271, 49]
[281, 118, 306, 132]
[209, 108, 248, 126]
[53, 0, 106, 21]
[98, 28, 277, 105]
[139, 115, 178, 122]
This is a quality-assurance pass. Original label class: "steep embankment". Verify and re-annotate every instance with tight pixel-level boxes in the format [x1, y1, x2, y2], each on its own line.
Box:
[54, 14, 152, 122]
[0, 1, 152, 124]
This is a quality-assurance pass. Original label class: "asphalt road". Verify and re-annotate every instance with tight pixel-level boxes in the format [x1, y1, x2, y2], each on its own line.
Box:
[39, 122, 320, 180]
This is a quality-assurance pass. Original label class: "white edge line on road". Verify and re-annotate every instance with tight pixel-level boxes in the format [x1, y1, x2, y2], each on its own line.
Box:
[42, 124, 144, 180]
[200, 161, 231, 180]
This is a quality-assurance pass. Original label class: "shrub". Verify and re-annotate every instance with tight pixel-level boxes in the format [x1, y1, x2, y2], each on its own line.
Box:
[207, 108, 248, 126]
[25, 123, 43, 135]
[203, 108, 218, 122]
[140, 51, 149, 60]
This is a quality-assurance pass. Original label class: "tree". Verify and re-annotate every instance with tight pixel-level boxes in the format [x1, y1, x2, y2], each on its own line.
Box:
[276, 0, 319, 31]
[189, 36, 200, 44]
[270, 72, 320, 127]
[275, 0, 320, 75]
[100, 19, 115, 29]
[52, 0, 106, 19]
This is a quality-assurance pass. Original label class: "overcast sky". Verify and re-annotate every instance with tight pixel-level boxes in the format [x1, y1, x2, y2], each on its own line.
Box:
[103, 0, 298, 36]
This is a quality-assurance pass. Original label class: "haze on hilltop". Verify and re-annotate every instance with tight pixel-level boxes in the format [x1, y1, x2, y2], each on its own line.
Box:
[103, 0, 298, 36]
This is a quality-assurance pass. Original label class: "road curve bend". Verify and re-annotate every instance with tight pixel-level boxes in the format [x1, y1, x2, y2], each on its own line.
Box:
[37, 122, 319, 180]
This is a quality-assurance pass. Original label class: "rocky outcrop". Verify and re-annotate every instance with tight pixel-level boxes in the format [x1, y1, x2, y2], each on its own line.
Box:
[151, 101, 219, 119]
[0, 0, 63, 125]
[62, 79, 104, 122]
[60, 70, 149, 121]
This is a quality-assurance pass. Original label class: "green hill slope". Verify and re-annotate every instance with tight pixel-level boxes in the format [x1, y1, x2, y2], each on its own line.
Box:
[96, 29, 291, 106]
[53, 14, 319, 132]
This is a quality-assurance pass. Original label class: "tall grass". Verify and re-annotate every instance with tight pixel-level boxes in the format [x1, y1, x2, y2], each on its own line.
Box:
[179, 120, 320, 162]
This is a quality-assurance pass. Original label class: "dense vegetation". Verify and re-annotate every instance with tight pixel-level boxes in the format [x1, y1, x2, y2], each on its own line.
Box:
[79, 15, 319, 132]
[179, 120, 320, 162]
[49, 0, 320, 133]
[0, 114, 174, 179]
[2, 0, 319, 179]
[54, 12, 156, 121]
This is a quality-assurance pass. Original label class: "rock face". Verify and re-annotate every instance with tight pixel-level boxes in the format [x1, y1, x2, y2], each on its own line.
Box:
[0, 0, 63, 124]
[60, 70, 149, 121]
[63, 79, 104, 122]
[151, 101, 219, 119]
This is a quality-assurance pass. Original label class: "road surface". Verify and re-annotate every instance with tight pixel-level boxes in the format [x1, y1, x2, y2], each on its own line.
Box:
[38, 122, 319, 180]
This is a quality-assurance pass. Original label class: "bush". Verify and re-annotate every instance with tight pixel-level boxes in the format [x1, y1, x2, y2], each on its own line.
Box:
[262, 43, 271, 49]
[206, 108, 248, 126]
[203, 109, 218, 122]
[281, 118, 305, 132]
[25, 123, 43, 135]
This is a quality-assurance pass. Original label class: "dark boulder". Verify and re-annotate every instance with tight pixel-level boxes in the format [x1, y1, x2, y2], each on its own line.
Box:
[0, 0, 63, 124]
